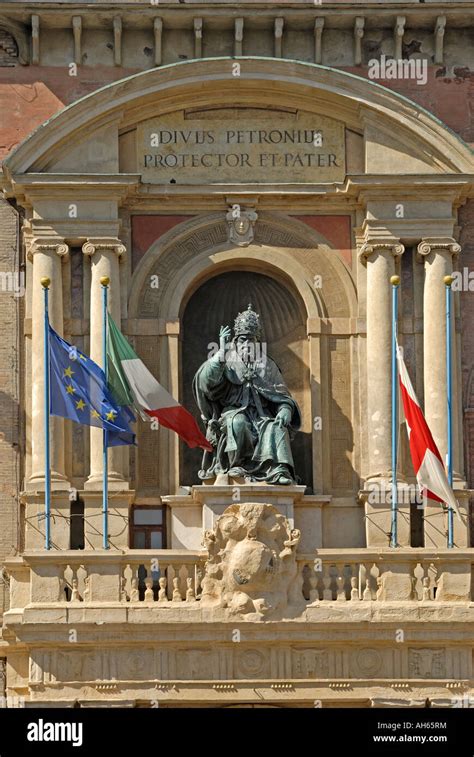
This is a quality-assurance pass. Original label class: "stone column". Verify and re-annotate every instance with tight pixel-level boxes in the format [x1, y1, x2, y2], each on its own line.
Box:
[417, 238, 466, 547]
[83, 238, 129, 490]
[158, 322, 180, 494]
[28, 239, 70, 489]
[360, 240, 404, 481]
[359, 240, 405, 547]
[417, 238, 461, 467]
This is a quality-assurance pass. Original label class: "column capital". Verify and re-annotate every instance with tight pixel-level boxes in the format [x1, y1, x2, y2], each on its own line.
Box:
[417, 238, 461, 260]
[358, 239, 404, 263]
[27, 239, 69, 263]
[82, 238, 126, 258]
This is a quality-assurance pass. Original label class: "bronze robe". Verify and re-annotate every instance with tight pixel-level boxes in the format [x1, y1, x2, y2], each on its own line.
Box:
[193, 347, 301, 483]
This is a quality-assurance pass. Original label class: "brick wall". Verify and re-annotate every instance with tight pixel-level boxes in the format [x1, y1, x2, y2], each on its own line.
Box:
[0, 30, 18, 68]
[0, 198, 22, 615]
[459, 200, 474, 493]
[0, 66, 141, 163]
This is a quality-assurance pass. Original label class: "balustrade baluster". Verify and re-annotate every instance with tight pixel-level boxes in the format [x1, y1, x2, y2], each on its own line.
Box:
[77, 564, 87, 601]
[350, 564, 360, 601]
[71, 577, 80, 602]
[144, 577, 155, 602]
[362, 563, 373, 601]
[422, 576, 431, 601]
[195, 565, 204, 598]
[123, 563, 132, 601]
[158, 576, 168, 602]
[336, 563, 347, 601]
[172, 576, 182, 602]
[166, 564, 176, 600]
[420, 561, 434, 601]
[309, 564, 319, 602]
[83, 576, 90, 603]
[130, 562, 140, 602]
[186, 577, 196, 602]
[179, 563, 189, 597]
[322, 563, 333, 600]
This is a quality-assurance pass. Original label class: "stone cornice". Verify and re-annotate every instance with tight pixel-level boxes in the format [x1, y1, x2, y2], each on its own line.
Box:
[4, 173, 473, 214]
[347, 175, 474, 204]
[2, 3, 474, 27]
[82, 238, 126, 258]
[2, 173, 140, 207]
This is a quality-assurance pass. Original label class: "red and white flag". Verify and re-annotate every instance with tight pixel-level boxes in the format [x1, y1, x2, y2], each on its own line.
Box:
[396, 343, 460, 517]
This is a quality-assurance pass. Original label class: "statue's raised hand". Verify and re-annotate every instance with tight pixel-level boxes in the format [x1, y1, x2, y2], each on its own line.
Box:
[219, 325, 231, 353]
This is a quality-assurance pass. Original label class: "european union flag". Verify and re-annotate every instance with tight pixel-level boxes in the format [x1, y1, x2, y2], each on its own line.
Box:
[49, 326, 135, 447]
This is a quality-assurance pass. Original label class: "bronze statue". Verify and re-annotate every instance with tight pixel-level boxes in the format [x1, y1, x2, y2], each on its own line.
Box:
[193, 304, 301, 484]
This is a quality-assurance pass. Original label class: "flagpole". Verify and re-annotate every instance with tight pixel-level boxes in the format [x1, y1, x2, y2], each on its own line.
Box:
[41, 277, 52, 550]
[390, 275, 400, 548]
[445, 274, 454, 548]
[101, 276, 110, 550]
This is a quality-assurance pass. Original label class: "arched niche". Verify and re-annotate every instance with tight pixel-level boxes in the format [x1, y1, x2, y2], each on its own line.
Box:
[129, 211, 356, 322]
[181, 269, 311, 488]
[128, 212, 357, 495]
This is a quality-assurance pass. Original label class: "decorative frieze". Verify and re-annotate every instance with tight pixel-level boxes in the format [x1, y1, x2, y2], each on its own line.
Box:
[27, 645, 464, 686]
[409, 649, 446, 679]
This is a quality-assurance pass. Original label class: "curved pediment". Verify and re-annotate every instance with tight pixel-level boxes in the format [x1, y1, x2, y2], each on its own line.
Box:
[3, 57, 474, 183]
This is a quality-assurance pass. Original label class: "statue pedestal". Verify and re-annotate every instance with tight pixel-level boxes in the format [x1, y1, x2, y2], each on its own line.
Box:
[163, 485, 330, 551]
[198, 484, 305, 531]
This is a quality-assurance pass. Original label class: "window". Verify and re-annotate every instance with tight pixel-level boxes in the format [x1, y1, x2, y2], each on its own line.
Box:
[70, 498, 85, 550]
[130, 505, 166, 549]
[410, 500, 424, 548]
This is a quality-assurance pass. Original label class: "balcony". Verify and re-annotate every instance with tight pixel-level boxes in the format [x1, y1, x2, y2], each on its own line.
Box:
[3, 548, 473, 622]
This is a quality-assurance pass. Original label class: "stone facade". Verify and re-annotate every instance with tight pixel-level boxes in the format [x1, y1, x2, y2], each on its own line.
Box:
[0, 0, 473, 708]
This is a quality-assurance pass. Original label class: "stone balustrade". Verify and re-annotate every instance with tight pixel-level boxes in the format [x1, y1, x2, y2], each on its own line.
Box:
[299, 549, 473, 603]
[4, 548, 473, 611]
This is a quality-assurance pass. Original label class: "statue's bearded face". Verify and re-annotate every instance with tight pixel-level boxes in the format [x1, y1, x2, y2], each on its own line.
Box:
[235, 334, 257, 363]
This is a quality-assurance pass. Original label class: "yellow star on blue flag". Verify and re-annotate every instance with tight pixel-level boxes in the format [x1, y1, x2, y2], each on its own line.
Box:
[48, 325, 135, 447]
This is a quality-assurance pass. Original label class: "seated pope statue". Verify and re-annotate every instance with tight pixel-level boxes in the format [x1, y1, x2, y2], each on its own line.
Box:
[193, 304, 301, 485]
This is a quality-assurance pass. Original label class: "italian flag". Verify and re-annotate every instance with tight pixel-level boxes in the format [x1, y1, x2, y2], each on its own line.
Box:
[107, 316, 212, 451]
